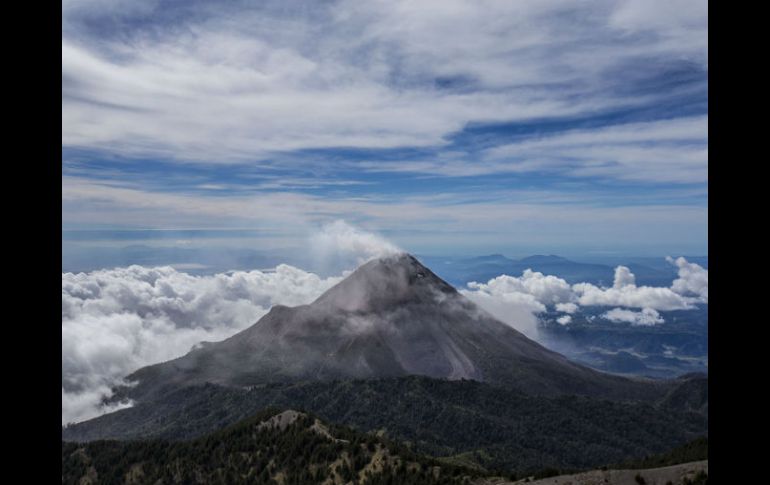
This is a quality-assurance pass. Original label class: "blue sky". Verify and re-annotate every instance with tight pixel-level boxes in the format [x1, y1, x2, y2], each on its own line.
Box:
[62, 0, 707, 262]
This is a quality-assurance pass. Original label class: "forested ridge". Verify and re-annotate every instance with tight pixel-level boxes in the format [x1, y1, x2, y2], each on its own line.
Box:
[62, 408, 479, 485]
[64, 376, 707, 474]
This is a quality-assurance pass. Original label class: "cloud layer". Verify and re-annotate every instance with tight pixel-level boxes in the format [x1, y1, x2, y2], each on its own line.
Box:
[463, 256, 708, 334]
[63, 0, 707, 178]
[602, 307, 664, 326]
[62, 1, 707, 265]
[62, 264, 342, 424]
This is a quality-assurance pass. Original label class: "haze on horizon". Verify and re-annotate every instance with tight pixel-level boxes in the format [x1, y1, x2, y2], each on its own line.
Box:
[63, 0, 707, 261]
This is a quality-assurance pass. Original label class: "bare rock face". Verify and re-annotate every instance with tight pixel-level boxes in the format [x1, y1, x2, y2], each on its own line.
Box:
[121, 253, 667, 403]
[256, 410, 306, 432]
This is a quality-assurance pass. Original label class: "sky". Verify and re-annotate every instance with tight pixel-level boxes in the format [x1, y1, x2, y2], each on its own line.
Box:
[62, 0, 708, 263]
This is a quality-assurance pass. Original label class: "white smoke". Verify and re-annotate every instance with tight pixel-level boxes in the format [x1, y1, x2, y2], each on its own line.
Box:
[312, 220, 401, 262]
[62, 264, 342, 425]
[309, 220, 402, 274]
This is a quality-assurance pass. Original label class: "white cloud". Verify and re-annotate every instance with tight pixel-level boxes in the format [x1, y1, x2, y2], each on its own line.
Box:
[572, 266, 697, 310]
[476, 117, 708, 184]
[572, 282, 693, 311]
[463, 257, 706, 337]
[461, 269, 572, 338]
[460, 289, 544, 340]
[555, 302, 579, 314]
[609, 0, 708, 38]
[557, 315, 572, 325]
[668, 256, 708, 302]
[62, 264, 343, 424]
[613, 265, 637, 288]
[62, 0, 707, 180]
[62, 385, 135, 426]
[466, 270, 573, 305]
[62, 175, 708, 252]
[602, 307, 664, 326]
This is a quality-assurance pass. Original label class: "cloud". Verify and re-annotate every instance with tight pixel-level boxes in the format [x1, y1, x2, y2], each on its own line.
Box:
[62, 175, 707, 252]
[572, 264, 696, 311]
[668, 255, 708, 302]
[555, 302, 579, 314]
[62, 0, 706, 170]
[62, 264, 343, 424]
[466, 270, 573, 306]
[460, 289, 544, 340]
[463, 257, 706, 332]
[572, 281, 692, 310]
[461, 269, 574, 338]
[613, 266, 637, 288]
[62, 384, 135, 426]
[602, 307, 664, 326]
[427, 116, 708, 184]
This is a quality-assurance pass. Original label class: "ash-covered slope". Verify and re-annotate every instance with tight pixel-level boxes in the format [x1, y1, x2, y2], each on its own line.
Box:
[121, 253, 665, 403]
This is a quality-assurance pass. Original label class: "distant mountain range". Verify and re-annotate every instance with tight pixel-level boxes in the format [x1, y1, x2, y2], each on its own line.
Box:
[63, 245, 706, 290]
[418, 253, 707, 287]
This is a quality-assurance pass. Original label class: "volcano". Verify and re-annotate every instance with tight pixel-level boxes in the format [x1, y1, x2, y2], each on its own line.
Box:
[122, 253, 666, 403]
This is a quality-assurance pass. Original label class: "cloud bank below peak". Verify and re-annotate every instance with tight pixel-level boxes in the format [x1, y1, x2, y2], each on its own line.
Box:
[462, 256, 707, 335]
[62, 264, 344, 425]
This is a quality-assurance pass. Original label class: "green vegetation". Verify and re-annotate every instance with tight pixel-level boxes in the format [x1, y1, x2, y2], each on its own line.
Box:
[64, 376, 707, 475]
[615, 436, 707, 470]
[62, 408, 477, 485]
